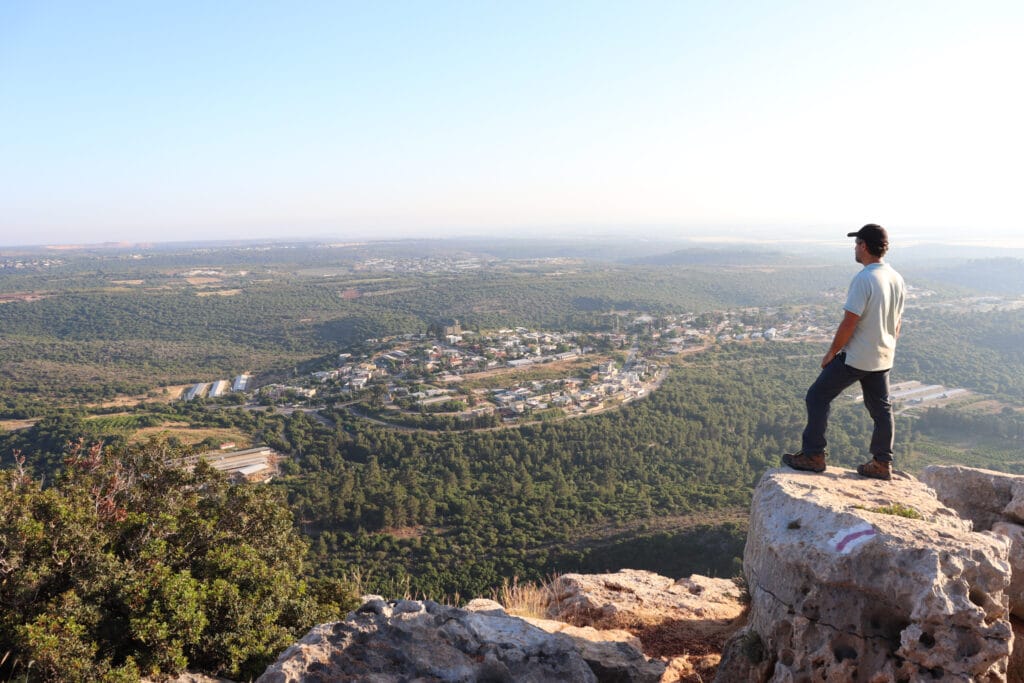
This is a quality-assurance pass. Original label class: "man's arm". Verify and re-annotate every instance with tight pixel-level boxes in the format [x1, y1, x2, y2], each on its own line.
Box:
[822, 310, 860, 368]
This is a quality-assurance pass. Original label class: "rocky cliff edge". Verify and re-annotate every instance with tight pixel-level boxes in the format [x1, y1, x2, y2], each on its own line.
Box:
[249, 465, 1024, 682]
[719, 466, 1018, 682]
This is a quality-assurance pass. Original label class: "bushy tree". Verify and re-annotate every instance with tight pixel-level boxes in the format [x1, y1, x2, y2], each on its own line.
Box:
[0, 439, 357, 682]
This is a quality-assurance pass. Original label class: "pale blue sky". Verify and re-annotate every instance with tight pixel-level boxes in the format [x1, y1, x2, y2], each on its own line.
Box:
[1, 1, 1022, 247]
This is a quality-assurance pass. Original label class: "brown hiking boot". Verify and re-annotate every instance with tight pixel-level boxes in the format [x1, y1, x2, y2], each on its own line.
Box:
[782, 450, 826, 473]
[857, 458, 892, 481]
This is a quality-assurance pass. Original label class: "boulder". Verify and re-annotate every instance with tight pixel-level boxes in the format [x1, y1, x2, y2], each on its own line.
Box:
[548, 569, 745, 682]
[523, 616, 665, 683]
[924, 466, 1024, 619]
[920, 464, 1024, 531]
[993, 521, 1024, 619]
[256, 598, 596, 682]
[1004, 480, 1024, 523]
[465, 597, 664, 681]
[719, 467, 1013, 682]
[549, 569, 744, 636]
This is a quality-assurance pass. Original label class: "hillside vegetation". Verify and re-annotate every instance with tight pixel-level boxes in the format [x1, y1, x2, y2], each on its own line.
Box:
[2, 240, 1023, 680]
[0, 440, 352, 681]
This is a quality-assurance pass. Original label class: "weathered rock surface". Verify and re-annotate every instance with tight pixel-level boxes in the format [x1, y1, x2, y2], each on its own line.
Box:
[463, 597, 665, 682]
[993, 521, 1024, 619]
[1004, 480, 1024, 523]
[920, 464, 1024, 530]
[660, 653, 723, 683]
[924, 465, 1024, 619]
[549, 569, 744, 635]
[719, 467, 1013, 682]
[1011, 617, 1024, 680]
[549, 569, 745, 682]
[523, 616, 665, 682]
[256, 598, 596, 682]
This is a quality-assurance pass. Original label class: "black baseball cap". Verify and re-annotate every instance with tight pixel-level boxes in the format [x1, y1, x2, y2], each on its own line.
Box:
[847, 224, 888, 246]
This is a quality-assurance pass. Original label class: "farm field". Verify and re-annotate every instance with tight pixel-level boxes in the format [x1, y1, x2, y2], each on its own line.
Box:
[128, 422, 251, 447]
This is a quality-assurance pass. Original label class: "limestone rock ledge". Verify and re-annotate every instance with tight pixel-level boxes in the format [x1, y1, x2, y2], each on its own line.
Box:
[549, 569, 745, 630]
[922, 465, 1024, 618]
[548, 569, 746, 680]
[521, 615, 666, 683]
[921, 465, 1024, 531]
[718, 467, 1013, 682]
[256, 597, 598, 682]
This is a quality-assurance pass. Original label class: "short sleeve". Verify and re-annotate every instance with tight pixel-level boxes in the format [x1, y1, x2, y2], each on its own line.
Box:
[844, 274, 869, 316]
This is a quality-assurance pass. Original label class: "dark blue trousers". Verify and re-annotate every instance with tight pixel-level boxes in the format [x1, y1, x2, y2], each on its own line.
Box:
[802, 352, 894, 462]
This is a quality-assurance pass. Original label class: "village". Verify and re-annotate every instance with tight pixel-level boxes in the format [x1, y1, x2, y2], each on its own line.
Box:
[170, 299, 972, 486]
[0, 292, 975, 490]
[230, 320, 663, 427]
[178, 291, 960, 431]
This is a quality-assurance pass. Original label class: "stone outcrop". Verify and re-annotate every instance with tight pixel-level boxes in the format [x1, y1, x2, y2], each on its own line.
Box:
[255, 571, 743, 683]
[920, 465, 1024, 530]
[254, 466, 1024, 682]
[522, 615, 665, 682]
[467, 596, 666, 682]
[719, 467, 1013, 682]
[548, 569, 746, 681]
[549, 570, 744, 630]
[923, 465, 1024, 618]
[993, 521, 1024, 619]
[256, 596, 597, 682]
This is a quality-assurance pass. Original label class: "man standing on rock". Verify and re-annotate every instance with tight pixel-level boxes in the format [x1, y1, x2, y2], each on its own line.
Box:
[784, 224, 906, 480]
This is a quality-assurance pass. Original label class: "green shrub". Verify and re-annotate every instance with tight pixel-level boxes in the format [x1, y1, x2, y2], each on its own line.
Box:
[0, 440, 355, 682]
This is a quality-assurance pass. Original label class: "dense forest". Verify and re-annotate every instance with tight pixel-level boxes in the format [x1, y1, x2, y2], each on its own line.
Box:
[897, 308, 1024, 398]
[281, 343, 866, 596]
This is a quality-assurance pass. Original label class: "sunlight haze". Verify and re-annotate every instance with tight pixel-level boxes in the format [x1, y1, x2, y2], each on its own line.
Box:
[1, 0, 1021, 246]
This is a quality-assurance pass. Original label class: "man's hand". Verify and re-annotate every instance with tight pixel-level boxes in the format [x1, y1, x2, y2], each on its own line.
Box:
[823, 310, 860, 369]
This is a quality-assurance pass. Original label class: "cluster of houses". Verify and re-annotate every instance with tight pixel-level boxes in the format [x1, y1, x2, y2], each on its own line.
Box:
[353, 256, 485, 273]
[175, 322, 655, 421]
[177, 309, 804, 412]
[482, 361, 652, 419]
[179, 303, 922, 413]
[654, 307, 837, 349]
[328, 328, 656, 421]
[302, 326, 598, 396]
[0, 257, 64, 270]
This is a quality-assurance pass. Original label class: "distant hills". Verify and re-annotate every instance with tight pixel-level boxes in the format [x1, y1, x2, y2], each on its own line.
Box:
[623, 247, 789, 267]
[904, 257, 1024, 296]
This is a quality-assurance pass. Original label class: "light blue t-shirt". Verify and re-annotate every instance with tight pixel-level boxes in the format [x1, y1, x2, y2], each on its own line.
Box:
[843, 262, 905, 371]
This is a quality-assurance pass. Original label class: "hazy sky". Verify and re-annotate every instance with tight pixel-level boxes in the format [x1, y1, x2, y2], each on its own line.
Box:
[1, 1, 1022, 247]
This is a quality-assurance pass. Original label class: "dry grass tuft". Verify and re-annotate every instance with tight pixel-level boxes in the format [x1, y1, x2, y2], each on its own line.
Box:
[493, 575, 556, 619]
